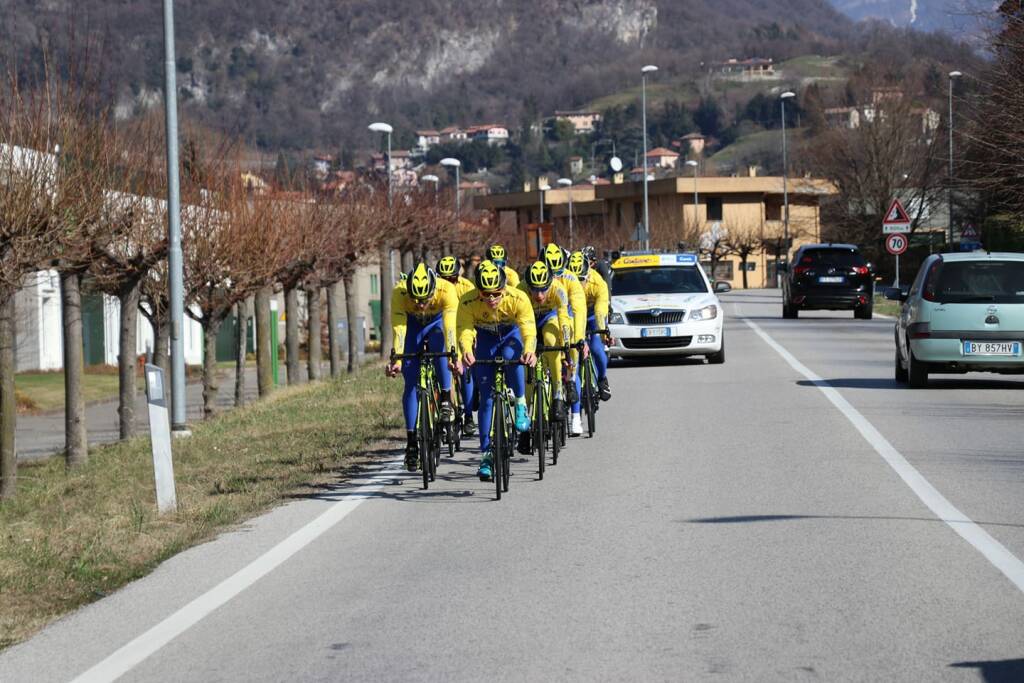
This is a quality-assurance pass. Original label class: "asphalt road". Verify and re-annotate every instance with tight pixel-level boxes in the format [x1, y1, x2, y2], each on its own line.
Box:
[3, 288, 1022, 682]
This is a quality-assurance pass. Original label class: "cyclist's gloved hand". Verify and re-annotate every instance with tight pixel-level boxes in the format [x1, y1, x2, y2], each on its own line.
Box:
[463, 350, 476, 367]
[581, 343, 591, 360]
[386, 362, 401, 378]
[522, 351, 537, 367]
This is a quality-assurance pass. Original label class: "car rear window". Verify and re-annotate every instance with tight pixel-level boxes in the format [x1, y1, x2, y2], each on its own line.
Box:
[611, 267, 708, 295]
[923, 260, 1024, 303]
[798, 248, 866, 268]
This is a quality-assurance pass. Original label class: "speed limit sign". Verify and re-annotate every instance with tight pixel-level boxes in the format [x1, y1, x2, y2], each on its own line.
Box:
[886, 233, 908, 255]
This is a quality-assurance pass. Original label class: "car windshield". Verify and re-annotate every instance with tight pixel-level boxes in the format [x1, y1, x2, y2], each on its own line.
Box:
[799, 248, 866, 268]
[925, 260, 1024, 304]
[611, 267, 708, 295]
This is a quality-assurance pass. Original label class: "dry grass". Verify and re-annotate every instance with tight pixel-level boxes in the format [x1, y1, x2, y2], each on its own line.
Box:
[0, 365, 401, 649]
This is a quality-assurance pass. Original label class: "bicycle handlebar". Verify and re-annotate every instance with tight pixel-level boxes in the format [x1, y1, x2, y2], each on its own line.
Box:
[536, 344, 571, 353]
[473, 357, 528, 366]
[390, 348, 457, 362]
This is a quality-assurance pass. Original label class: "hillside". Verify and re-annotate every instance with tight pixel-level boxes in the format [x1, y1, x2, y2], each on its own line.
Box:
[1, 0, 854, 152]
[828, 0, 983, 36]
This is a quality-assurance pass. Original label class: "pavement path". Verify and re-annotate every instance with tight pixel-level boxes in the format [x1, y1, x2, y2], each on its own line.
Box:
[2, 289, 1022, 681]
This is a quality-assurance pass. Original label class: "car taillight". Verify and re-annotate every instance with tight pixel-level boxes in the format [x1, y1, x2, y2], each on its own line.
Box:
[793, 266, 811, 276]
[853, 266, 869, 275]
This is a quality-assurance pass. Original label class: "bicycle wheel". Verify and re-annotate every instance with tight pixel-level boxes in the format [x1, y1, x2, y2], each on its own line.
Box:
[501, 400, 513, 493]
[491, 398, 504, 500]
[418, 390, 431, 490]
[583, 360, 596, 437]
[533, 382, 545, 479]
[550, 386, 560, 466]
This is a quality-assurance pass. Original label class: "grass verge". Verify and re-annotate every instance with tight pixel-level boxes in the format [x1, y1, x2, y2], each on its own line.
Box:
[0, 365, 401, 649]
[14, 369, 120, 414]
[873, 294, 900, 318]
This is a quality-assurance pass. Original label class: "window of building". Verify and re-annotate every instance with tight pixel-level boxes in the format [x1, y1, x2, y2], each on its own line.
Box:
[633, 201, 642, 228]
[616, 202, 623, 228]
[701, 260, 734, 281]
[370, 273, 379, 296]
[765, 202, 782, 221]
[706, 197, 723, 221]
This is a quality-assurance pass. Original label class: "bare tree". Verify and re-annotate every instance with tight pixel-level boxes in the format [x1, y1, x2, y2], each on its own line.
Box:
[0, 76, 72, 498]
[725, 219, 763, 289]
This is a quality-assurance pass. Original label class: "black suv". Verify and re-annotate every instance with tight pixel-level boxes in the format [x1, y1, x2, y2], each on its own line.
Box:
[781, 244, 874, 319]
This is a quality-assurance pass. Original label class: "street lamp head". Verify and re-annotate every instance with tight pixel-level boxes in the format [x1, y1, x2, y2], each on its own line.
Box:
[949, 70, 963, 78]
[557, 178, 572, 187]
[641, 64, 658, 74]
[440, 157, 461, 168]
[421, 174, 439, 183]
[685, 160, 698, 167]
[368, 122, 393, 134]
[780, 91, 796, 100]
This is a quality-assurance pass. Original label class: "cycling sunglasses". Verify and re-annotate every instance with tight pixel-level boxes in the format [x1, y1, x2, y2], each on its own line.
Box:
[479, 290, 505, 300]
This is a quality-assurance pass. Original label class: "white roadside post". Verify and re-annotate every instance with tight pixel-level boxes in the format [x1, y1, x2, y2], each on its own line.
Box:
[145, 364, 177, 514]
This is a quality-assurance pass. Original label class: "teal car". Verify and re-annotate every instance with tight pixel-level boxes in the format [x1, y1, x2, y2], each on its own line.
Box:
[886, 252, 1024, 387]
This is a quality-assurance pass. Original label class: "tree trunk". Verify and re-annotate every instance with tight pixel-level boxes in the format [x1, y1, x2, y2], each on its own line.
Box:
[379, 247, 393, 357]
[326, 281, 342, 378]
[0, 295, 16, 500]
[344, 272, 360, 373]
[307, 286, 322, 381]
[152, 311, 171, 402]
[401, 249, 414, 273]
[741, 257, 749, 289]
[255, 286, 273, 397]
[202, 316, 223, 419]
[117, 280, 141, 440]
[285, 286, 301, 386]
[234, 298, 249, 407]
[60, 271, 88, 468]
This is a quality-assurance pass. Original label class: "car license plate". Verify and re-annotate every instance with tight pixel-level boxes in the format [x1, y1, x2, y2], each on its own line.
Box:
[641, 327, 671, 338]
[818, 276, 844, 283]
[963, 341, 1022, 356]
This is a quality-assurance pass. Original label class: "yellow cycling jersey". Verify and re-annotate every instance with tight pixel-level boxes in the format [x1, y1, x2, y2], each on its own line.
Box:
[555, 271, 587, 343]
[503, 265, 520, 288]
[581, 270, 610, 331]
[451, 275, 476, 300]
[457, 286, 536, 356]
[391, 278, 458, 356]
[516, 279, 572, 347]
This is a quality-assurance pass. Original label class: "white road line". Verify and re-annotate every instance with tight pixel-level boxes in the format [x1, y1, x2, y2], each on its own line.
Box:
[738, 314, 1024, 595]
[71, 460, 405, 683]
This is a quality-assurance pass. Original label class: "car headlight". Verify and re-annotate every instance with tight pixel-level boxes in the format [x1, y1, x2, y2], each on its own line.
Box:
[609, 310, 625, 324]
[690, 305, 718, 321]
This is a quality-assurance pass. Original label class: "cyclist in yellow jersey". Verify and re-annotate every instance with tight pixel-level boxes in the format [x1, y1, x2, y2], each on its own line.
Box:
[487, 244, 520, 288]
[543, 243, 588, 436]
[568, 250, 613, 401]
[456, 260, 536, 481]
[386, 263, 458, 471]
[436, 256, 478, 436]
[516, 261, 571, 453]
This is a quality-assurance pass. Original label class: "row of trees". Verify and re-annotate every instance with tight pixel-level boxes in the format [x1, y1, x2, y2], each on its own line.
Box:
[0, 68, 495, 501]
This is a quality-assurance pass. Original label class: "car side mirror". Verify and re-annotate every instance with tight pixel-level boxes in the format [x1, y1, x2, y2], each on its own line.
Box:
[883, 286, 910, 302]
[714, 281, 732, 293]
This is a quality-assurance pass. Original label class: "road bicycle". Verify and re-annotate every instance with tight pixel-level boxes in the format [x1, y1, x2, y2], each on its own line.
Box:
[390, 346, 456, 490]
[532, 343, 571, 473]
[578, 328, 610, 438]
[473, 356, 524, 500]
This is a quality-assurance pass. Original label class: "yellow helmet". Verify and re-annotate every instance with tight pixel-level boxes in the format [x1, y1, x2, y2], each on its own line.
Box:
[543, 243, 565, 275]
[487, 244, 507, 266]
[474, 259, 507, 293]
[527, 261, 553, 290]
[406, 262, 437, 301]
[567, 251, 589, 279]
[436, 256, 459, 278]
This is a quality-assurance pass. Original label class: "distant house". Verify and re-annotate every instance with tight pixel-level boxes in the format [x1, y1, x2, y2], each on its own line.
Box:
[645, 147, 680, 169]
[459, 180, 490, 197]
[440, 126, 468, 143]
[371, 150, 413, 173]
[680, 133, 706, 157]
[415, 130, 441, 152]
[824, 107, 861, 129]
[569, 156, 584, 176]
[467, 124, 509, 146]
[713, 58, 776, 80]
[555, 111, 603, 134]
[240, 171, 269, 195]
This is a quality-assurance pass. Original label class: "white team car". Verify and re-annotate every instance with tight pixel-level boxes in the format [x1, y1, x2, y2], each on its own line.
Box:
[606, 253, 729, 363]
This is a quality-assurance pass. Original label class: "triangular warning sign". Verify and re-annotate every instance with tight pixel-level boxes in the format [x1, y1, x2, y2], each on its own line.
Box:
[961, 224, 979, 240]
[883, 198, 911, 225]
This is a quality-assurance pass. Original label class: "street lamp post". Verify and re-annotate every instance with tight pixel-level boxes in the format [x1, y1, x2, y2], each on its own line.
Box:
[368, 122, 394, 357]
[162, 0, 187, 431]
[780, 91, 795, 264]
[558, 178, 574, 249]
[685, 159, 699, 246]
[440, 157, 461, 218]
[948, 70, 962, 247]
[641, 65, 658, 250]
